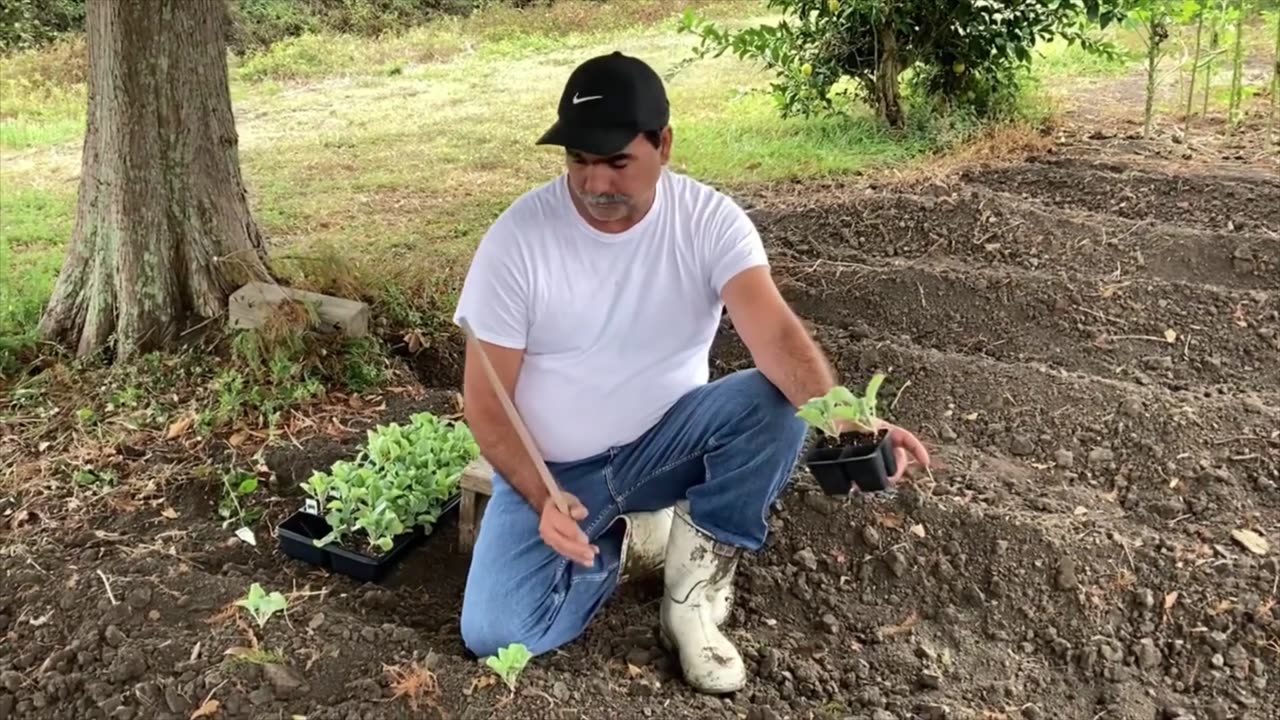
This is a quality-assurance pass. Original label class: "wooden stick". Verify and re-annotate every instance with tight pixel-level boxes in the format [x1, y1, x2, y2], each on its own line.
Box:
[458, 317, 569, 515]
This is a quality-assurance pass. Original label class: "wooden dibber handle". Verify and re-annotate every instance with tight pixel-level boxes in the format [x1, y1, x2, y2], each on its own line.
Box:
[458, 317, 570, 516]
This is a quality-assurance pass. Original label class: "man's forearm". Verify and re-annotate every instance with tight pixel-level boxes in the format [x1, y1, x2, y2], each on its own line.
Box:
[752, 317, 839, 409]
[465, 402, 550, 512]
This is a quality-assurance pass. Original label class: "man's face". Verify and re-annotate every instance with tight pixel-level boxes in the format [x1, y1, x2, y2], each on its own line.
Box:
[565, 127, 671, 228]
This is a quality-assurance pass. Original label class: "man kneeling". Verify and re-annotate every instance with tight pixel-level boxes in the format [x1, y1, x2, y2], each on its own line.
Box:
[451, 51, 929, 694]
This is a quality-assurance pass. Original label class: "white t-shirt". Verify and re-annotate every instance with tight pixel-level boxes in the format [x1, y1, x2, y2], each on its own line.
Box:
[452, 168, 768, 463]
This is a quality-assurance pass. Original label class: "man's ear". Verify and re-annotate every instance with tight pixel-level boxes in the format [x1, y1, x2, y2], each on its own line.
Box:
[659, 126, 673, 164]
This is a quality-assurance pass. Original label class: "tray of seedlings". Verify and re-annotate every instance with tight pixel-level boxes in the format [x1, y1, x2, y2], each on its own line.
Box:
[277, 411, 478, 581]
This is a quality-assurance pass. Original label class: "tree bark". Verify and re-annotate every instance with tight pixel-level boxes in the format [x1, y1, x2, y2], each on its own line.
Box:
[39, 0, 270, 362]
[875, 21, 905, 129]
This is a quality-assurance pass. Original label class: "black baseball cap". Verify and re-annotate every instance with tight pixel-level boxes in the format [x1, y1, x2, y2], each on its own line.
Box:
[536, 51, 670, 156]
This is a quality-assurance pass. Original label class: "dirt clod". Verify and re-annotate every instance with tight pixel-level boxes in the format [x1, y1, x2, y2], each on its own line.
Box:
[1053, 449, 1074, 468]
[1055, 557, 1078, 590]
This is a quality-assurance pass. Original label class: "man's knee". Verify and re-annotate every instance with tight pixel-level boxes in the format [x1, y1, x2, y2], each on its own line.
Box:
[460, 600, 524, 658]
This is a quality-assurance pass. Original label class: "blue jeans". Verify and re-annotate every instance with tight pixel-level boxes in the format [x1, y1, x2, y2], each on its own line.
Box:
[459, 368, 809, 658]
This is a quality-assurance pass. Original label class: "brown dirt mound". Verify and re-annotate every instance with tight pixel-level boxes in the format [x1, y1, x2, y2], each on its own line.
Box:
[957, 155, 1280, 234]
[3, 129, 1279, 720]
[753, 184, 1280, 291]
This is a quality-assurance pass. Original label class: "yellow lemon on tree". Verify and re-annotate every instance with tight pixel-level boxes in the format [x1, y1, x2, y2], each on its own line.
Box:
[801, 62, 813, 77]
[827, 0, 840, 12]
[952, 61, 966, 74]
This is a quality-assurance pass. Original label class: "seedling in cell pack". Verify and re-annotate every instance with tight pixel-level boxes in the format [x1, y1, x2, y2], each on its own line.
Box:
[796, 374, 897, 495]
[235, 583, 288, 628]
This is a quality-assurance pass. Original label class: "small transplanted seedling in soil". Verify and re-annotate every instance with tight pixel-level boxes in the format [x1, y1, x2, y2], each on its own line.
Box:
[235, 582, 288, 628]
[219, 469, 263, 546]
[797, 374, 898, 495]
[485, 643, 532, 691]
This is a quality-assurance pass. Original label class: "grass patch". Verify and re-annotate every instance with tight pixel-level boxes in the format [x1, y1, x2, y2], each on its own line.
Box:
[1031, 35, 1140, 79]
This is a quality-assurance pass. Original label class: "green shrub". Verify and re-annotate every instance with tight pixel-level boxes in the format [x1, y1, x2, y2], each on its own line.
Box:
[677, 0, 1130, 127]
[227, 0, 480, 53]
[0, 0, 484, 54]
[0, 0, 84, 52]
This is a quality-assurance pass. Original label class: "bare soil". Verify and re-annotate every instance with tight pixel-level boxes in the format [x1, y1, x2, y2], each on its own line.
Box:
[3, 114, 1279, 720]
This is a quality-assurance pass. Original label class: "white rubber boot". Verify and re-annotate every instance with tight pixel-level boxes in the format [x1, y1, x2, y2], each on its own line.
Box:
[617, 506, 673, 581]
[659, 500, 745, 694]
[707, 584, 733, 626]
[618, 505, 732, 626]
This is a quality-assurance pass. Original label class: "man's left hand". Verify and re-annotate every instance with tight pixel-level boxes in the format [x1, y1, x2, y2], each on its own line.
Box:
[837, 419, 931, 482]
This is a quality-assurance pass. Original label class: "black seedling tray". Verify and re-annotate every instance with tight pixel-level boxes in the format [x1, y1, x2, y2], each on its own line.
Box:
[277, 510, 333, 569]
[804, 431, 897, 496]
[324, 526, 423, 582]
[276, 495, 461, 582]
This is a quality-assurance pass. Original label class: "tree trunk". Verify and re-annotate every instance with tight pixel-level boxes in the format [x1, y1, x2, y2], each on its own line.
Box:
[39, 0, 271, 362]
[875, 21, 905, 129]
[1185, 9, 1204, 129]
[1144, 19, 1161, 138]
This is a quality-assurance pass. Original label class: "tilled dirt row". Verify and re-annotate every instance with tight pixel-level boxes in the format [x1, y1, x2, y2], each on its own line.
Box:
[752, 185, 1280, 291]
[955, 155, 1280, 235]
[775, 261, 1279, 395]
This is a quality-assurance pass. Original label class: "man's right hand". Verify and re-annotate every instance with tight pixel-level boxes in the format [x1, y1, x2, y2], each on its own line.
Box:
[539, 491, 598, 568]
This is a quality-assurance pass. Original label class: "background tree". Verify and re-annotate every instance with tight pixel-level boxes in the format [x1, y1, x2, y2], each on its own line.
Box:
[38, 0, 271, 362]
[679, 0, 1130, 128]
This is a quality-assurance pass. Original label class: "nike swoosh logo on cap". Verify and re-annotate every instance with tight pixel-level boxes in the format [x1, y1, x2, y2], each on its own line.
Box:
[572, 93, 603, 104]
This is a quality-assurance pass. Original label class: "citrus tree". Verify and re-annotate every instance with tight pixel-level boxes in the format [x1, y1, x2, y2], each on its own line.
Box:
[679, 0, 1130, 127]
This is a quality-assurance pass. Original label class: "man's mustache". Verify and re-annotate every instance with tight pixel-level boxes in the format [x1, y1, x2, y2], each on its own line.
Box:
[581, 193, 628, 205]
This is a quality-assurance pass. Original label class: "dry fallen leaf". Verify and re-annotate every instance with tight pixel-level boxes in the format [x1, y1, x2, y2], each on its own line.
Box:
[1163, 328, 1177, 343]
[626, 662, 644, 678]
[877, 513, 904, 529]
[909, 524, 926, 538]
[404, 329, 426, 354]
[166, 415, 194, 440]
[1209, 599, 1236, 615]
[161, 507, 179, 520]
[228, 430, 249, 447]
[1164, 591, 1179, 610]
[1231, 529, 1270, 556]
[878, 610, 920, 639]
[385, 661, 438, 711]
[190, 699, 219, 719]
[1233, 303, 1248, 328]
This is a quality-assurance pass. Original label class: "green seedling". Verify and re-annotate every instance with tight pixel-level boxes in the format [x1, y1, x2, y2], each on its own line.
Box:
[484, 643, 531, 691]
[235, 583, 288, 628]
[796, 373, 885, 438]
[219, 469, 263, 545]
